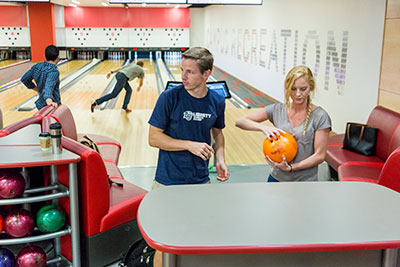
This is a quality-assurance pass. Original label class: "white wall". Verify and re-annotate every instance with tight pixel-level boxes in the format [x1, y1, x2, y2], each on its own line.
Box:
[197, 0, 386, 133]
[54, 4, 66, 47]
[190, 8, 205, 47]
[0, 27, 30, 47]
[64, 28, 189, 48]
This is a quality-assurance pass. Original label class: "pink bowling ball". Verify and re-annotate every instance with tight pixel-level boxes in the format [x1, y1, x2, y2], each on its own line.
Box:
[16, 246, 47, 267]
[4, 209, 35, 238]
[0, 169, 26, 199]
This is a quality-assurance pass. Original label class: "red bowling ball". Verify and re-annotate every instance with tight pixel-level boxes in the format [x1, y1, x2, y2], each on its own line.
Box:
[0, 169, 26, 199]
[16, 246, 46, 267]
[3, 209, 35, 238]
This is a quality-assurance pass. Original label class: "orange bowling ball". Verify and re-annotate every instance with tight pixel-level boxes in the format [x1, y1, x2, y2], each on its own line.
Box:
[263, 132, 298, 163]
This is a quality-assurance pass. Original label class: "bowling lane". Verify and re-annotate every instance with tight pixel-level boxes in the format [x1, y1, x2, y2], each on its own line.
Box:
[113, 59, 160, 110]
[61, 59, 125, 110]
[61, 59, 160, 111]
[164, 60, 181, 81]
[1, 60, 91, 127]
[0, 59, 22, 68]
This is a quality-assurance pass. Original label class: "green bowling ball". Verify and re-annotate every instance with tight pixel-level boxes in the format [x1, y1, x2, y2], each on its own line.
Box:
[36, 204, 66, 233]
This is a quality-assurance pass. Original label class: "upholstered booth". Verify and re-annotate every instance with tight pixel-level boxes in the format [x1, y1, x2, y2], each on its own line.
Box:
[42, 117, 147, 266]
[340, 146, 400, 193]
[41, 105, 148, 265]
[45, 104, 123, 178]
[325, 106, 400, 181]
[0, 106, 54, 137]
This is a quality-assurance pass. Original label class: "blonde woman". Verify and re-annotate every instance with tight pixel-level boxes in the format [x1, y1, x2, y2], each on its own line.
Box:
[235, 65, 331, 182]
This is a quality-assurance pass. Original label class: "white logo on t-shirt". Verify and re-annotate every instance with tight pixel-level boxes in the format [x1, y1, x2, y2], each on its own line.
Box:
[183, 111, 211, 121]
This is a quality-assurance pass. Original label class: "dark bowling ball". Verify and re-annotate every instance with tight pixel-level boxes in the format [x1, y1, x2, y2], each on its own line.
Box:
[3, 209, 34, 238]
[0, 169, 25, 199]
[16, 246, 46, 267]
[0, 247, 16, 267]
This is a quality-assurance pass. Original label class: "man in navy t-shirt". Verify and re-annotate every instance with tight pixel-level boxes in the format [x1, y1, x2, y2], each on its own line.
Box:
[148, 47, 230, 188]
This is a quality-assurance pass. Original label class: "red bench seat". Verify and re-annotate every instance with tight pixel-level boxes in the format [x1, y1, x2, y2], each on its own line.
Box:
[326, 106, 400, 181]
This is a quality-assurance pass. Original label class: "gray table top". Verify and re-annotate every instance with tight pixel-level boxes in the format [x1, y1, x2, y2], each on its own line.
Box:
[0, 145, 80, 168]
[138, 182, 400, 255]
[0, 124, 41, 145]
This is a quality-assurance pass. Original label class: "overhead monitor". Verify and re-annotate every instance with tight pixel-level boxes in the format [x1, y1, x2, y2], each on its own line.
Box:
[187, 0, 262, 4]
[165, 81, 231, 99]
[109, 0, 186, 3]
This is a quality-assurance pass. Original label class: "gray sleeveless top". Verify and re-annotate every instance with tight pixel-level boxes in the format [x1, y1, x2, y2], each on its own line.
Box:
[265, 103, 331, 181]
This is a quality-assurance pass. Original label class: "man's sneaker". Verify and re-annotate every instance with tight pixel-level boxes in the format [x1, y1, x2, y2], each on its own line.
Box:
[122, 108, 132, 113]
[90, 100, 97, 113]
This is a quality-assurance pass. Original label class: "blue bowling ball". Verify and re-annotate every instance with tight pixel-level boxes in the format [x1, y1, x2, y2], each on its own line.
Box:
[0, 247, 16, 267]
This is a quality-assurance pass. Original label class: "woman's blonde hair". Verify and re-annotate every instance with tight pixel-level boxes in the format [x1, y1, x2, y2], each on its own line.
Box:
[284, 65, 316, 134]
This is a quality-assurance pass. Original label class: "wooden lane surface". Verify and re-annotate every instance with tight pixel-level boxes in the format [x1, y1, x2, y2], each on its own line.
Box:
[165, 62, 181, 81]
[113, 59, 160, 110]
[1, 60, 90, 126]
[61, 60, 122, 110]
[0, 60, 21, 68]
[61, 59, 160, 111]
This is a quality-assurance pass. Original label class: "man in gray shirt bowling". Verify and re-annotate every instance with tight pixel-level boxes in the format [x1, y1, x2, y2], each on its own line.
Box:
[91, 60, 145, 113]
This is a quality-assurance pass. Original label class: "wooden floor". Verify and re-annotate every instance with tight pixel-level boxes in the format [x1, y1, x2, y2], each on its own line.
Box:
[1, 60, 90, 126]
[0, 59, 22, 67]
[2, 59, 270, 166]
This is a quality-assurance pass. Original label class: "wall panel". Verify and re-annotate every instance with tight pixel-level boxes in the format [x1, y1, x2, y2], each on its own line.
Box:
[64, 7, 189, 28]
[379, 0, 400, 113]
[387, 0, 400, 19]
[0, 6, 27, 27]
[202, 0, 386, 133]
[380, 19, 400, 94]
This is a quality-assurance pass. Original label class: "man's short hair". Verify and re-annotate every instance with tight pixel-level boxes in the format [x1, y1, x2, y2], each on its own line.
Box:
[45, 45, 59, 61]
[136, 61, 144, 67]
[182, 47, 213, 74]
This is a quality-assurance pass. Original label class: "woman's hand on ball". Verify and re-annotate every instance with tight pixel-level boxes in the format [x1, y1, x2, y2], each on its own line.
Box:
[266, 155, 292, 172]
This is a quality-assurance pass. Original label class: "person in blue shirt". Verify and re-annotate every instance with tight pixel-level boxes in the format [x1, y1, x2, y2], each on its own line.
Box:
[148, 47, 230, 188]
[21, 45, 61, 110]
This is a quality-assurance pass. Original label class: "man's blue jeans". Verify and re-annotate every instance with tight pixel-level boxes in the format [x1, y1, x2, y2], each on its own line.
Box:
[96, 72, 132, 109]
[267, 175, 279, 182]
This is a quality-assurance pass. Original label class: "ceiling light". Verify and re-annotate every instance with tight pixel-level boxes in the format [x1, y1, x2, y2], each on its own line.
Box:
[101, 2, 108, 6]
[69, 3, 77, 7]
[71, 0, 80, 4]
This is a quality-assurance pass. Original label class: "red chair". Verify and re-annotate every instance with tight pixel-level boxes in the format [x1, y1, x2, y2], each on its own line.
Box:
[45, 104, 122, 177]
[340, 146, 400, 193]
[0, 106, 55, 137]
[42, 117, 147, 266]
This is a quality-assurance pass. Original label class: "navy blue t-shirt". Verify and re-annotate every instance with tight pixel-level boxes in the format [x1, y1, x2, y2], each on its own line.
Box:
[148, 85, 226, 185]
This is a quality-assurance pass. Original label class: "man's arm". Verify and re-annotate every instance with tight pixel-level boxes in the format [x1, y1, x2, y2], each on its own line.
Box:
[211, 128, 229, 181]
[42, 71, 59, 107]
[136, 78, 143, 91]
[106, 67, 122, 79]
[20, 69, 37, 91]
[148, 125, 214, 161]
